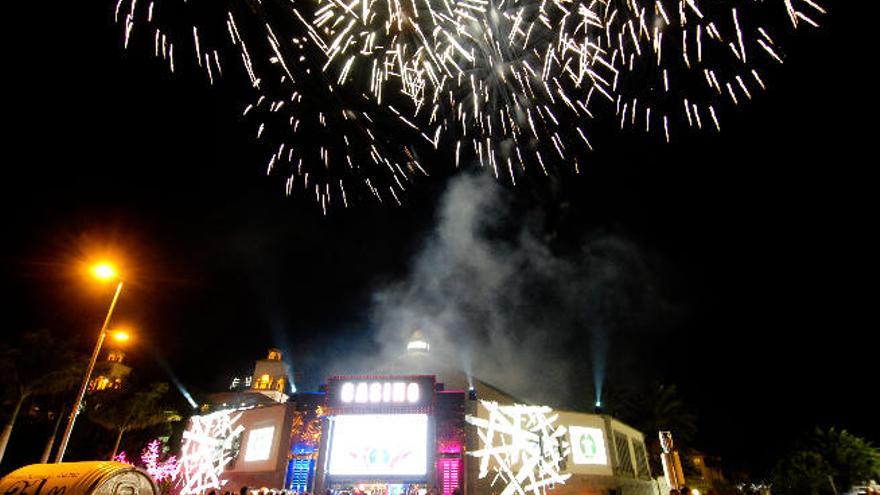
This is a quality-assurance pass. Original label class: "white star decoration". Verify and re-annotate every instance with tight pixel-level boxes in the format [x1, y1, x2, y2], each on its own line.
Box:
[466, 401, 572, 495]
[178, 409, 246, 495]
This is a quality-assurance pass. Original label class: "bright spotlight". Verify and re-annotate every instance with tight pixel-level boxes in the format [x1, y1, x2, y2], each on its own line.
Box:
[110, 330, 130, 342]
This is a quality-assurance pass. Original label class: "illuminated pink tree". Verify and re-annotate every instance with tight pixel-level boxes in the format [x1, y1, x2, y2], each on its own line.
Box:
[141, 439, 181, 482]
[114, 439, 180, 485]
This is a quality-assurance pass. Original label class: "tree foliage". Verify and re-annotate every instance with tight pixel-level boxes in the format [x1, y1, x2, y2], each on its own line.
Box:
[88, 382, 181, 458]
[0, 330, 86, 463]
[772, 450, 835, 495]
[620, 383, 697, 442]
[617, 382, 698, 476]
[0, 330, 86, 402]
[772, 427, 880, 495]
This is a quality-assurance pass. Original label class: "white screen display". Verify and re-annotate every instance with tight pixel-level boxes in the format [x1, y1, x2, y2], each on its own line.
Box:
[244, 426, 276, 462]
[327, 414, 428, 476]
[569, 426, 608, 465]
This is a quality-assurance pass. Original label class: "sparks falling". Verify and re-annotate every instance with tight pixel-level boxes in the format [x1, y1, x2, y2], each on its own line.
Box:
[116, 0, 825, 210]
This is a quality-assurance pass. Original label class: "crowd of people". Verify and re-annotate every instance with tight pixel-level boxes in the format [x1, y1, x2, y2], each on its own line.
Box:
[204, 484, 461, 495]
[205, 485, 302, 495]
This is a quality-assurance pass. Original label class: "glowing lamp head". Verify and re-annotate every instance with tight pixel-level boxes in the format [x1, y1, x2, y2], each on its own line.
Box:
[110, 330, 130, 343]
[91, 262, 118, 281]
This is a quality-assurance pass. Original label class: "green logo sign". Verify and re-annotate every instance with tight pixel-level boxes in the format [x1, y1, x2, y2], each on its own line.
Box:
[579, 431, 598, 458]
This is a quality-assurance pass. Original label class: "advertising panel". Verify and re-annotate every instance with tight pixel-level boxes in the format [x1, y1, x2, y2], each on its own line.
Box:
[568, 426, 608, 466]
[327, 414, 428, 477]
[243, 426, 276, 462]
[228, 404, 289, 473]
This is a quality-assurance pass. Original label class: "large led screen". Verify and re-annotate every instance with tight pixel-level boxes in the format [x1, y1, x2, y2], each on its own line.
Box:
[327, 414, 428, 477]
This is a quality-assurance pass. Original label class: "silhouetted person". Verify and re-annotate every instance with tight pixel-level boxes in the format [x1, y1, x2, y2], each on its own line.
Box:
[208, 490, 216, 495]
[240, 486, 250, 495]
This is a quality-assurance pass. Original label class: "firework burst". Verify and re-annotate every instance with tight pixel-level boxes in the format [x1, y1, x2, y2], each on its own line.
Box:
[117, 0, 426, 211]
[115, 0, 825, 209]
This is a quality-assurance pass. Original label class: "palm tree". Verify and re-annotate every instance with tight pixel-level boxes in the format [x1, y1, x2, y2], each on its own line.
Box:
[40, 404, 67, 463]
[88, 382, 181, 459]
[618, 382, 698, 475]
[0, 330, 86, 464]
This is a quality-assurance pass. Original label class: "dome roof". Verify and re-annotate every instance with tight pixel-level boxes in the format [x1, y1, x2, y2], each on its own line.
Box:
[372, 330, 521, 403]
[406, 329, 430, 353]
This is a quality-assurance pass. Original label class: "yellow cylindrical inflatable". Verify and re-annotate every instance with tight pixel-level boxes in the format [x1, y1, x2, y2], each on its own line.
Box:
[0, 462, 159, 495]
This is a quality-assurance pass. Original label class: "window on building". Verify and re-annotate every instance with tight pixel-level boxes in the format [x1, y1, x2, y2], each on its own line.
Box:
[633, 440, 651, 479]
[257, 374, 272, 390]
[613, 430, 634, 477]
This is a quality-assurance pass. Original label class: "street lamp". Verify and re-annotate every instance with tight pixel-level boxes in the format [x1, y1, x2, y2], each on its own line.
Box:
[91, 263, 117, 281]
[55, 262, 125, 463]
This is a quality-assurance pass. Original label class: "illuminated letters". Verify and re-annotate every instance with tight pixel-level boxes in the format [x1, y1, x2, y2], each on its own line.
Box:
[392, 382, 406, 402]
[355, 382, 368, 402]
[339, 380, 421, 404]
[340, 382, 355, 403]
[406, 382, 419, 403]
[368, 382, 381, 402]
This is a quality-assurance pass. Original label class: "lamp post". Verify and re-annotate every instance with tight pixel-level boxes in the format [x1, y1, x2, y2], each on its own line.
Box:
[55, 263, 124, 463]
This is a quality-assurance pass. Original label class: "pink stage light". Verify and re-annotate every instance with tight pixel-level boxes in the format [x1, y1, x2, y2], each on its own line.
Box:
[437, 440, 463, 455]
[437, 458, 462, 495]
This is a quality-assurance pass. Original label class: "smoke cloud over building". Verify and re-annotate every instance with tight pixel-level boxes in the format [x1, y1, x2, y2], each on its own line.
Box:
[317, 172, 676, 407]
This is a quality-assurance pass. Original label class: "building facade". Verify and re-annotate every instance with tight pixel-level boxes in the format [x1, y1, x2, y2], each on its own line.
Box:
[177, 343, 658, 495]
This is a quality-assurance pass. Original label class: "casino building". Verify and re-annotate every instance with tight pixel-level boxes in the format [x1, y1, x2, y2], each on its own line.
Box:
[178, 336, 659, 495]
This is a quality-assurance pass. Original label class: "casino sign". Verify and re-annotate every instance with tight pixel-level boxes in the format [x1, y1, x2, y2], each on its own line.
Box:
[326, 375, 435, 411]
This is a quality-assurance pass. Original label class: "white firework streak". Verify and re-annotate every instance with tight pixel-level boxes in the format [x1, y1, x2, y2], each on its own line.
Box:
[466, 400, 572, 495]
[116, 0, 825, 206]
[307, 0, 826, 178]
[177, 409, 246, 495]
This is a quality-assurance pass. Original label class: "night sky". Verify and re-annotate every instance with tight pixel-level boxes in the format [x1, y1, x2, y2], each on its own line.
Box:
[2, 0, 872, 477]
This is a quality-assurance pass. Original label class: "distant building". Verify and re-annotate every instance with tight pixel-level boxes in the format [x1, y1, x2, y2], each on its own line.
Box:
[684, 450, 726, 492]
[251, 348, 290, 403]
[200, 349, 293, 413]
[178, 335, 658, 495]
[88, 349, 132, 392]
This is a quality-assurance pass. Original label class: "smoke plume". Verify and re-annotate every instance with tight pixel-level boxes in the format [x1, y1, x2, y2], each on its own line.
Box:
[351, 172, 673, 407]
[314, 174, 662, 407]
